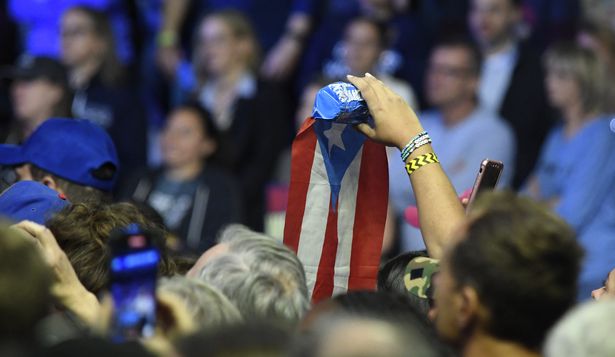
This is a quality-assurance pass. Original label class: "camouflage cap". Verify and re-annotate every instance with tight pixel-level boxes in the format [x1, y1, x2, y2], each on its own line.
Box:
[404, 257, 440, 299]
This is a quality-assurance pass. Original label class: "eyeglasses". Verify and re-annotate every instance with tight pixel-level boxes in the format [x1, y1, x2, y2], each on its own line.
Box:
[61, 26, 94, 39]
[427, 64, 474, 78]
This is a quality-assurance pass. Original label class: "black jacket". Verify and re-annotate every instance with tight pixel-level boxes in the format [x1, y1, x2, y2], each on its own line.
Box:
[122, 166, 243, 255]
[499, 43, 556, 188]
[71, 73, 147, 182]
[210, 80, 291, 232]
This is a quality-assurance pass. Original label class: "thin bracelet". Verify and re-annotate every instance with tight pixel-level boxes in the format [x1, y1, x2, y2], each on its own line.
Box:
[403, 137, 432, 161]
[405, 153, 439, 175]
[401, 134, 431, 162]
[400, 131, 428, 161]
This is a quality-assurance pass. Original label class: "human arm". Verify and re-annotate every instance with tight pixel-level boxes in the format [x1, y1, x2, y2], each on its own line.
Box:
[261, 12, 311, 81]
[347, 74, 465, 259]
[11, 221, 100, 326]
[156, 0, 190, 78]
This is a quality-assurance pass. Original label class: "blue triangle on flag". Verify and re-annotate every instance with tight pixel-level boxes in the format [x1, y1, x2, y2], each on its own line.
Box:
[314, 120, 365, 211]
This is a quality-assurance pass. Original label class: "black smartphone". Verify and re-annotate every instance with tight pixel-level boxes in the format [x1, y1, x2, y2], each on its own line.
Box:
[466, 159, 504, 211]
[108, 224, 160, 343]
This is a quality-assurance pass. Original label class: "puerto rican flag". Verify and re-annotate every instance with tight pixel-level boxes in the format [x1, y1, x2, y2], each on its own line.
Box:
[283, 118, 388, 303]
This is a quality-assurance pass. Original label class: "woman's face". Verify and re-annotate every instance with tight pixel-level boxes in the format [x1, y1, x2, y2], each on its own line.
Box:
[161, 109, 214, 169]
[545, 67, 581, 109]
[11, 79, 62, 121]
[60, 10, 104, 67]
[342, 20, 382, 75]
[195, 17, 245, 76]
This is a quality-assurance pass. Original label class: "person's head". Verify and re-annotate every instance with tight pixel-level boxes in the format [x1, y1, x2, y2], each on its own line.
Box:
[301, 316, 445, 357]
[0, 225, 52, 338]
[161, 104, 218, 171]
[377, 251, 436, 317]
[297, 291, 448, 357]
[0, 118, 119, 202]
[3, 56, 71, 133]
[295, 77, 329, 130]
[61, 6, 121, 85]
[46, 202, 176, 294]
[178, 323, 292, 357]
[193, 10, 259, 80]
[342, 17, 388, 75]
[468, 0, 522, 50]
[434, 191, 583, 351]
[191, 225, 310, 327]
[426, 37, 482, 109]
[158, 276, 242, 330]
[544, 42, 605, 115]
[544, 300, 615, 357]
[591, 267, 615, 300]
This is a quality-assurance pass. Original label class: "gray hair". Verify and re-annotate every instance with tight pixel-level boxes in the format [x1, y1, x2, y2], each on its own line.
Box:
[544, 300, 615, 357]
[197, 225, 310, 327]
[158, 275, 242, 329]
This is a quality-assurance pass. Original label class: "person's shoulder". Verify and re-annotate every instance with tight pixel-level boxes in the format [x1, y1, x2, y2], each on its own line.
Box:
[585, 116, 615, 143]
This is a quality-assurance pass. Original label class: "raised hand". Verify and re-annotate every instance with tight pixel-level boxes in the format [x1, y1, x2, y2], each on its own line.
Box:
[347, 73, 424, 150]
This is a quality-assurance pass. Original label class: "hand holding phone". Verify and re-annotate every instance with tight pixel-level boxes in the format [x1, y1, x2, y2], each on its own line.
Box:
[466, 159, 504, 211]
[108, 224, 160, 342]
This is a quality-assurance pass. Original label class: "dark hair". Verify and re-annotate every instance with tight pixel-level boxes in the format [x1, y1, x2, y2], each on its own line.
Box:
[331, 290, 430, 326]
[66, 6, 123, 85]
[172, 102, 220, 144]
[433, 35, 483, 76]
[29, 164, 114, 203]
[346, 17, 391, 48]
[178, 323, 291, 357]
[47, 202, 177, 294]
[378, 250, 431, 316]
[297, 291, 449, 357]
[51, 86, 73, 119]
[450, 191, 583, 350]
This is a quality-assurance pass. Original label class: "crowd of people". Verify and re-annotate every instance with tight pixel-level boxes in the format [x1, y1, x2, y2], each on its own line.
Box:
[0, 0, 615, 356]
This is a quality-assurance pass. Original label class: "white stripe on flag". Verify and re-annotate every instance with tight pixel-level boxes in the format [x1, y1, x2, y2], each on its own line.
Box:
[332, 147, 362, 296]
[296, 143, 330, 296]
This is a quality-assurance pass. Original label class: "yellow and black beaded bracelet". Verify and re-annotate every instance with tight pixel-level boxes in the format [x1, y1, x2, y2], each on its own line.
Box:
[405, 153, 439, 175]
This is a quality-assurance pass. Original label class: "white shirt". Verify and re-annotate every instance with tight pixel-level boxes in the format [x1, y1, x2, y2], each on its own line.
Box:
[479, 44, 518, 113]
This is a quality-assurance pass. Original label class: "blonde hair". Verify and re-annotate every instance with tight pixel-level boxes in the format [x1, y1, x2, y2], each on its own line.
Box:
[194, 10, 261, 81]
[544, 42, 606, 114]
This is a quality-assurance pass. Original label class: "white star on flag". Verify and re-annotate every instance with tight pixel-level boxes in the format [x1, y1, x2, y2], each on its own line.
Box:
[323, 123, 347, 153]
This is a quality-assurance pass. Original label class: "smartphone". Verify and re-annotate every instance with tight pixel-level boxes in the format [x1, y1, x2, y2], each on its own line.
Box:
[466, 159, 504, 211]
[108, 224, 160, 343]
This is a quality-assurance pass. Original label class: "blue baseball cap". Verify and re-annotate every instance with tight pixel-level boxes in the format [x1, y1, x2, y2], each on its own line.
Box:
[0, 118, 119, 191]
[0, 181, 70, 224]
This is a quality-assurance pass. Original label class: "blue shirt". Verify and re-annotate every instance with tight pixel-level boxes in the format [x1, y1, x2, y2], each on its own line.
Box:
[532, 116, 615, 299]
[389, 106, 516, 251]
[420, 107, 516, 191]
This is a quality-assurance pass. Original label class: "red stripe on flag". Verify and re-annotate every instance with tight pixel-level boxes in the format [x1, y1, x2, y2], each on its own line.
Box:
[283, 119, 317, 253]
[347, 140, 389, 291]
[311, 205, 338, 303]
